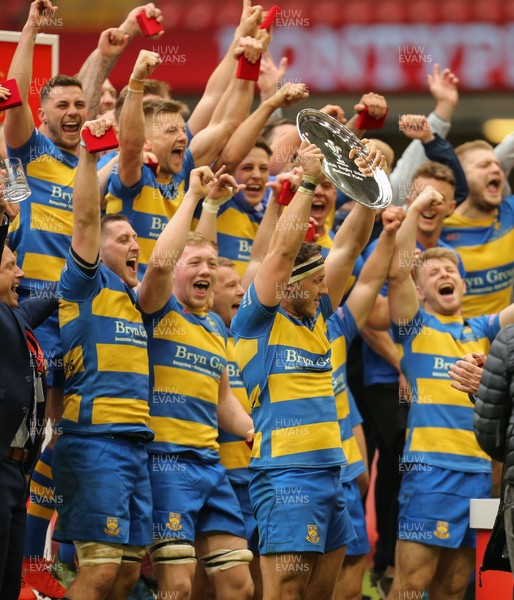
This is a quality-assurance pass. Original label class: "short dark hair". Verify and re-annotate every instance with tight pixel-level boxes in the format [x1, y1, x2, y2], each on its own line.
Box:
[254, 137, 273, 158]
[114, 79, 174, 122]
[143, 99, 190, 121]
[40, 75, 83, 103]
[100, 213, 130, 237]
[293, 242, 322, 268]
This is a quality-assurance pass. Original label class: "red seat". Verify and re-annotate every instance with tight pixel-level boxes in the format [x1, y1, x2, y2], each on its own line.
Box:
[439, 0, 471, 22]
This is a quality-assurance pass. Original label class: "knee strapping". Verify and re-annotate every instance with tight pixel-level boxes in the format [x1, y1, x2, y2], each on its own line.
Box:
[74, 541, 123, 567]
[200, 548, 253, 575]
[149, 541, 196, 565]
[121, 545, 147, 564]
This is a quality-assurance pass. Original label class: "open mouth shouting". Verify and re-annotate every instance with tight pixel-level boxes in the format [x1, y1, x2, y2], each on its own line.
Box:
[126, 257, 138, 275]
[438, 282, 455, 298]
[193, 280, 210, 297]
[486, 176, 502, 197]
[62, 120, 81, 136]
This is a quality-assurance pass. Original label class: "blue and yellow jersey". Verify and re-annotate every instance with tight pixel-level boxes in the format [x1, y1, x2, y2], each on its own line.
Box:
[392, 308, 500, 473]
[57, 253, 152, 439]
[316, 230, 334, 259]
[8, 129, 77, 292]
[218, 331, 252, 484]
[361, 238, 465, 386]
[231, 283, 345, 470]
[142, 295, 227, 461]
[441, 198, 514, 317]
[105, 150, 195, 279]
[216, 193, 264, 277]
[327, 306, 366, 482]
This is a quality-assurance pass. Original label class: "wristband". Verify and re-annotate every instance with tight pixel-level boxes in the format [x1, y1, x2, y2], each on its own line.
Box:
[298, 186, 315, 196]
[202, 200, 220, 215]
[301, 174, 320, 185]
[128, 76, 145, 93]
[79, 140, 87, 147]
[300, 179, 317, 193]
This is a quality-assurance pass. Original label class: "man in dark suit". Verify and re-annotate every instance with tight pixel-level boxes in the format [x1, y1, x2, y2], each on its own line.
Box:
[0, 194, 57, 599]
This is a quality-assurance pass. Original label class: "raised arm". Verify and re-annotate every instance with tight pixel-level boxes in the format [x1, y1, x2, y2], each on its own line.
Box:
[388, 186, 444, 324]
[252, 142, 324, 307]
[77, 3, 163, 119]
[117, 50, 161, 188]
[213, 82, 309, 174]
[72, 120, 112, 262]
[241, 168, 302, 289]
[4, 0, 57, 149]
[346, 207, 404, 329]
[324, 142, 386, 310]
[187, 0, 262, 135]
[188, 38, 261, 167]
[138, 166, 218, 314]
[390, 64, 458, 205]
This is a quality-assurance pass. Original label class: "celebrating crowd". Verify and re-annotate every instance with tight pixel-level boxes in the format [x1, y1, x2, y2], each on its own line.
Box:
[1, 1, 514, 600]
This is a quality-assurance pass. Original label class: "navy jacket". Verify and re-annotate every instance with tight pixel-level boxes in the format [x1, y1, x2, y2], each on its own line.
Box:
[0, 220, 57, 469]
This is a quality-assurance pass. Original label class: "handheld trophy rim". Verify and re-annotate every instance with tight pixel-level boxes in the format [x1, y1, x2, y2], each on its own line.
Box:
[296, 108, 392, 209]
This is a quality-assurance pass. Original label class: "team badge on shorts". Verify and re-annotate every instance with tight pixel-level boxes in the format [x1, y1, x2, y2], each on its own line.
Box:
[104, 517, 121, 536]
[433, 520, 450, 539]
[306, 524, 320, 544]
[166, 512, 183, 531]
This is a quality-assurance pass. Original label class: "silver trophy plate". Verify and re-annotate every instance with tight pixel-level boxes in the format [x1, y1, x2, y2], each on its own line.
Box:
[296, 109, 392, 209]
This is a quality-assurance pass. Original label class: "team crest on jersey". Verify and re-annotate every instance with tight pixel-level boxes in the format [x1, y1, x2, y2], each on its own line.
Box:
[104, 517, 120, 536]
[433, 520, 450, 539]
[306, 524, 320, 543]
[166, 512, 183, 531]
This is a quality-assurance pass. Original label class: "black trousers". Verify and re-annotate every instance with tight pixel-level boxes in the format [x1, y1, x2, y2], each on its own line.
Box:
[364, 383, 409, 572]
[0, 458, 28, 600]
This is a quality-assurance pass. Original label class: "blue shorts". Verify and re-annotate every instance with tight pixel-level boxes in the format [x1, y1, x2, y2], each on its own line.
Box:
[231, 482, 259, 555]
[341, 479, 370, 556]
[149, 455, 247, 543]
[249, 467, 355, 555]
[52, 435, 152, 546]
[398, 464, 491, 549]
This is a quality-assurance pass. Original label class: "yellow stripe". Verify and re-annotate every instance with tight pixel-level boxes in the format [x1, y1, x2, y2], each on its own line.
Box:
[29, 483, 55, 502]
[217, 207, 259, 238]
[219, 441, 251, 470]
[252, 431, 262, 459]
[335, 389, 350, 420]
[31, 203, 74, 236]
[97, 344, 149, 375]
[234, 338, 258, 370]
[271, 421, 342, 457]
[452, 229, 514, 270]
[150, 416, 218, 449]
[63, 393, 81, 422]
[268, 371, 333, 403]
[63, 345, 84, 379]
[410, 427, 491, 461]
[137, 237, 157, 267]
[34, 460, 52, 479]
[154, 365, 219, 404]
[92, 288, 144, 322]
[133, 185, 176, 218]
[463, 291, 510, 319]
[8, 213, 20, 234]
[28, 504, 55, 520]
[342, 436, 363, 466]
[22, 253, 66, 281]
[415, 378, 477, 407]
[411, 329, 489, 358]
[330, 336, 347, 377]
[249, 384, 261, 409]
[59, 300, 80, 328]
[105, 194, 122, 214]
[27, 156, 76, 183]
[92, 397, 150, 425]
[269, 312, 330, 353]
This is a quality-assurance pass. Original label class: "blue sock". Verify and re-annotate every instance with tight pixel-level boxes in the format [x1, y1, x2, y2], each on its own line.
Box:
[24, 446, 55, 558]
